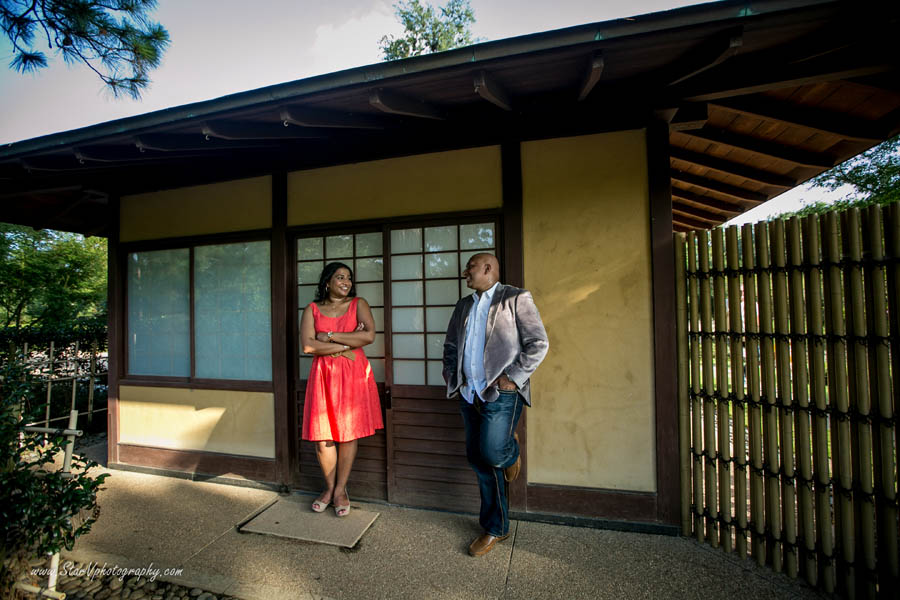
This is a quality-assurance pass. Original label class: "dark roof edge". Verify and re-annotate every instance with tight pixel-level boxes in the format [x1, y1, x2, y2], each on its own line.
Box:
[0, 0, 835, 159]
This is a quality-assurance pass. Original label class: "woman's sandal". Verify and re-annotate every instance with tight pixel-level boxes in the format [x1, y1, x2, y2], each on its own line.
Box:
[311, 497, 330, 513]
[333, 491, 351, 517]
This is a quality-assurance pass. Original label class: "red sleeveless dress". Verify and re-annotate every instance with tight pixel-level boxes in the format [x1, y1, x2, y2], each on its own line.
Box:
[302, 298, 384, 442]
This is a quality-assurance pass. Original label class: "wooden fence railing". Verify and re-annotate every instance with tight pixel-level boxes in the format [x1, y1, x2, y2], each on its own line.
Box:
[675, 204, 898, 599]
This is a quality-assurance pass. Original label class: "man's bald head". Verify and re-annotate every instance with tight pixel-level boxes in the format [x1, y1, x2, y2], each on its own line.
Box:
[464, 253, 500, 292]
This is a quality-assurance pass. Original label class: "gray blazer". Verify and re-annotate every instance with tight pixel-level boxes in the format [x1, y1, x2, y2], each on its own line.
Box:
[442, 283, 549, 405]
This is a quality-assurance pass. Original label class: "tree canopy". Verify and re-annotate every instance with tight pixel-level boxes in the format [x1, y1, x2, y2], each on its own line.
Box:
[0, 0, 169, 98]
[0, 225, 107, 331]
[379, 0, 477, 61]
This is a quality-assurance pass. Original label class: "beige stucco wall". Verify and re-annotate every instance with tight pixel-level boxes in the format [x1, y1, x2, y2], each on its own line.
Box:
[120, 176, 272, 241]
[522, 130, 656, 492]
[118, 385, 275, 458]
[287, 146, 502, 225]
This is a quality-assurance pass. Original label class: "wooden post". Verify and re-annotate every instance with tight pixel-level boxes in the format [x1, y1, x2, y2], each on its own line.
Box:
[69, 341, 80, 415]
[87, 340, 97, 426]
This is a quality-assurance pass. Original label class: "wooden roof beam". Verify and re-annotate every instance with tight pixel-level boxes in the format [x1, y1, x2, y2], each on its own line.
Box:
[201, 121, 328, 140]
[669, 147, 796, 189]
[672, 214, 712, 230]
[667, 27, 743, 86]
[673, 223, 693, 233]
[673, 201, 728, 223]
[279, 107, 385, 129]
[669, 103, 708, 131]
[369, 89, 444, 120]
[577, 51, 604, 101]
[671, 169, 767, 204]
[680, 128, 836, 168]
[134, 134, 276, 152]
[671, 187, 743, 214]
[709, 97, 885, 143]
[474, 71, 512, 111]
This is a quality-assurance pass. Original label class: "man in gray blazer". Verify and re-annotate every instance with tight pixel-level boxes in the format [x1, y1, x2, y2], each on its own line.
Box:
[443, 253, 549, 557]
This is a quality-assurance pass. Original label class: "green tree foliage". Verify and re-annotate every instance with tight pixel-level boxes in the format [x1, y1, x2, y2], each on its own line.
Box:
[0, 358, 108, 598]
[0, 225, 107, 331]
[0, 0, 169, 98]
[778, 135, 900, 218]
[379, 0, 477, 61]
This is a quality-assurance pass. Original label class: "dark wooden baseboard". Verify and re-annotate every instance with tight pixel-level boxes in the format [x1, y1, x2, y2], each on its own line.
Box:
[115, 444, 277, 482]
[526, 483, 657, 522]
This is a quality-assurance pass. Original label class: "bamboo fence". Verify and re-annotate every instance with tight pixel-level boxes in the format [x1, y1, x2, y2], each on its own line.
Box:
[676, 204, 899, 599]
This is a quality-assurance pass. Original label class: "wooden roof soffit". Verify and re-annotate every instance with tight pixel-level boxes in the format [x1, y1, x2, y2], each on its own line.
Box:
[671, 169, 767, 204]
[680, 128, 835, 168]
[473, 71, 512, 111]
[672, 201, 726, 223]
[671, 188, 742, 215]
[666, 27, 743, 87]
[369, 89, 445, 120]
[201, 120, 329, 140]
[577, 51, 604, 101]
[668, 103, 708, 131]
[668, 147, 796, 189]
[134, 134, 277, 152]
[672, 214, 711, 230]
[279, 107, 385, 129]
[708, 97, 886, 143]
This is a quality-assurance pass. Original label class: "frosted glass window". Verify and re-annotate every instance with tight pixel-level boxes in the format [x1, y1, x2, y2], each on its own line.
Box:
[426, 280, 459, 305]
[369, 333, 385, 356]
[392, 281, 423, 306]
[127, 249, 190, 377]
[356, 283, 383, 306]
[391, 255, 423, 279]
[326, 235, 353, 258]
[356, 232, 382, 257]
[460, 279, 471, 298]
[393, 360, 425, 385]
[356, 257, 383, 281]
[194, 241, 272, 381]
[298, 285, 317, 308]
[391, 228, 422, 253]
[393, 334, 425, 359]
[392, 308, 424, 332]
[370, 308, 384, 331]
[424, 226, 457, 251]
[427, 334, 445, 359]
[460, 223, 495, 249]
[369, 358, 386, 383]
[426, 306, 454, 332]
[297, 237, 323, 260]
[297, 261, 323, 284]
[427, 361, 445, 386]
[425, 252, 458, 278]
[299, 356, 314, 379]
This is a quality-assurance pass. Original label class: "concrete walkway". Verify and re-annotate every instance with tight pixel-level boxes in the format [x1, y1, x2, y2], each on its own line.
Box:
[64, 440, 827, 600]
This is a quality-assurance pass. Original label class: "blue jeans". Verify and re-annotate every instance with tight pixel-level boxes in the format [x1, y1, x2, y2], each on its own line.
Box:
[459, 390, 523, 537]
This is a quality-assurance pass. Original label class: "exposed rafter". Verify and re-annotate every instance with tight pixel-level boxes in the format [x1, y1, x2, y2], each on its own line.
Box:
[709, 97, 885, 143]
[671, 187, 743, 214]
[577, 51, 604, 101]
[279, 107, 385, 129]
[680, 128, 836, 168]
[672, 201, 726, 223]
[134, 135, 277, 152]
[669, 147, 796, 189]
[669, 103, 708, 131]
[672, 214, 711, 230]
[201, 121, 328, 141]
[369, 89, 444, 120]
[667, 27, 743, 86]
[671, 170, 767, 204]
[473, 71, 512, 111]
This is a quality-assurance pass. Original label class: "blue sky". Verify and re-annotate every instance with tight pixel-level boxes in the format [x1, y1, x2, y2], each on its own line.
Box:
[0, 0, 843, 220]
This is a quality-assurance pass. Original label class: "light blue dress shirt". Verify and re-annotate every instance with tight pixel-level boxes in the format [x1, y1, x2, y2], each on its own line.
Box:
[461, 282, 500, 404]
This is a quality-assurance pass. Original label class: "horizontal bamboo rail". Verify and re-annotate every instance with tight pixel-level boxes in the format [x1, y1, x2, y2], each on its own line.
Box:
[676, 204, 899, 599]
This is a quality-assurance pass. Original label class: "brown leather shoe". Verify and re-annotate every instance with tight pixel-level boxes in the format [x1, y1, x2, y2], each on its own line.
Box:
[504, 433, 521, 482]
[468, 533, 510, 557]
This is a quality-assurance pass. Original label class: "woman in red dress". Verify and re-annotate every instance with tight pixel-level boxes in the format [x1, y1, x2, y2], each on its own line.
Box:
[300, 262, 384, 517]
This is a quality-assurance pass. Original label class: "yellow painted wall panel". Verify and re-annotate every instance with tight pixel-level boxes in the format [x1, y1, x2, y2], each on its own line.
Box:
[120, 176, 271, 241]
[287, 147, 501, 225]
[118, 386, 275, 458]
[522, 130, 656, 492]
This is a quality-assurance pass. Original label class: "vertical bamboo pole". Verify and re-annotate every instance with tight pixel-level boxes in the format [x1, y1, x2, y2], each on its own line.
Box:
[726, 226, 748, 558]
[803, 213, 836, 593]
[823, 210, 856, 598]
[689, 233, 705, 542]
[879, 204, 900, 595]
[743, 223, 766, 565]
[699, 229, 719, 547]
[712, 228, 733, 552]
[756, 220, 782, 572]
[69, 341, 80, 414]
[44, 341, 54, 430]
[788, 217, 816, 585]
[771, 219, 798, 578]
[87, 340, 98, 426]
[843, 209, 877, 599]
[676, 233, 692, 535]
[862, 206, 896, 598]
